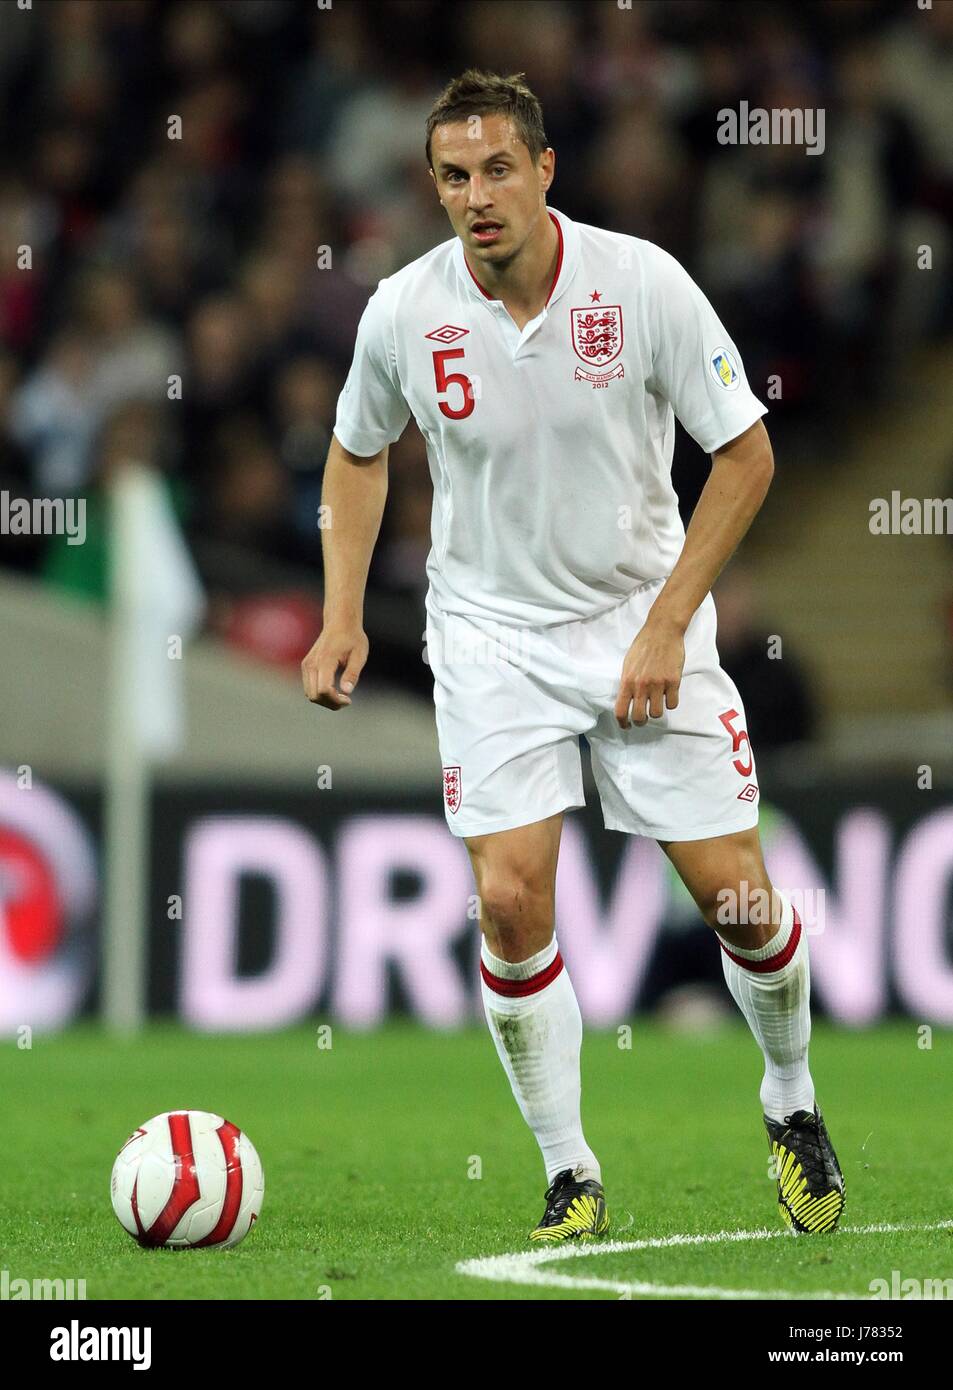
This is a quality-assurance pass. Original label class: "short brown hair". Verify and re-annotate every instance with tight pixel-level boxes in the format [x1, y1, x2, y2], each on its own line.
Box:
[425, 68, 548, 170]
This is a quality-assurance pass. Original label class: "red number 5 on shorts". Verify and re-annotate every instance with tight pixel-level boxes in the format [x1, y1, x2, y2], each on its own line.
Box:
[718, 708, 753, 777]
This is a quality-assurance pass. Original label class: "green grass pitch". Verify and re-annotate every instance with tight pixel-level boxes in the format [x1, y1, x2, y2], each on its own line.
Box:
[2, 1019, 950, 1300]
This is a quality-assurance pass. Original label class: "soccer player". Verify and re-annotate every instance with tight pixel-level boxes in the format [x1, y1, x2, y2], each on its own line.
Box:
[302, 70, 844, 1241]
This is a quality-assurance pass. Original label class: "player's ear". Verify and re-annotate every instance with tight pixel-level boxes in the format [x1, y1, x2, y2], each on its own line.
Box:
[429, 170, 447, 210]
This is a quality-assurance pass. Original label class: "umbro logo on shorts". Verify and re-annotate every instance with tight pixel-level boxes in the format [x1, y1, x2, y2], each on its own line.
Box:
[737, 783, 759, 802]
[443, 765, 462, 814]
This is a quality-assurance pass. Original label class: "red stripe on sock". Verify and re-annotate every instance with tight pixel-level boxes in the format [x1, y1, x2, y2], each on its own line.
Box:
[480, 951, 564, 997]
[720, 909, 802, 973]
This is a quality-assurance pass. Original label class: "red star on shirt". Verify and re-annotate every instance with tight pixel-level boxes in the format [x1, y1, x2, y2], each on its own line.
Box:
[589, 290, 603, 303]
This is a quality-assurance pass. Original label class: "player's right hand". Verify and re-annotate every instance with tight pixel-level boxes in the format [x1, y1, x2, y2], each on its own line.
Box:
[300, 625, 368, 710]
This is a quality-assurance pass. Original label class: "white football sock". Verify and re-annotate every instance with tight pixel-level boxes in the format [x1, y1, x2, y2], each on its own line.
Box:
[480, 936, 601, 1185]
[717, 893, 815, 1122]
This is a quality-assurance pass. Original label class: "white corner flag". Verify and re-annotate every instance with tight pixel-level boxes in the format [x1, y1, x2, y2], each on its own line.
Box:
[103, 463, 206, 1033]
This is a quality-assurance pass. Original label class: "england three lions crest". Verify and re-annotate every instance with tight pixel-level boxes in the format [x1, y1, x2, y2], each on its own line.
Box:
[570, 305, 624, 385]
[443, 765, 462, 815]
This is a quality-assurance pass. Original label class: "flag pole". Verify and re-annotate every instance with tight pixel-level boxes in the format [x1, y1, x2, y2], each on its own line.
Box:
[102, 462, 204, 1034]
[103, 465, 150, 1034]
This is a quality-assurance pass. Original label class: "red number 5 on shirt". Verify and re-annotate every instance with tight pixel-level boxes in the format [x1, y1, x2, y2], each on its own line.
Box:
[432, 348, 476, 420]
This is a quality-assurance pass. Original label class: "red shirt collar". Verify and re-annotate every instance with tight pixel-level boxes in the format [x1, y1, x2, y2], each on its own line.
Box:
[463, 210, 564, 306]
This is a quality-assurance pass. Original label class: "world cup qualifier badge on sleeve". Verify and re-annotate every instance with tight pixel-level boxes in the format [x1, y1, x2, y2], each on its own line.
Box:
[570, 299, 624, 387]
[709, 346, 740, 391]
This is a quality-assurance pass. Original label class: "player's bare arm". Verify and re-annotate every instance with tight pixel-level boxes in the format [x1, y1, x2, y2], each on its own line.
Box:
[615, 419, 774, 728]
[301, 433, 389, 710]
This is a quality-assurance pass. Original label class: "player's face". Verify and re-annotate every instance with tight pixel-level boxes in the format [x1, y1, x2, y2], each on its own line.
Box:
[429, 114, 553, 264]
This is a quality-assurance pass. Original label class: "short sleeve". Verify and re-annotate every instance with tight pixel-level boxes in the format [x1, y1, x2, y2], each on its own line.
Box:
[644, 244, 767, 455]
[333, 283, 410, 457]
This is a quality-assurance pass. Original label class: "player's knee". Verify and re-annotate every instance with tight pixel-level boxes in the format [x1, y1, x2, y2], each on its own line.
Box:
[701, 865, 778, 939]
[478, 872, 553, 939]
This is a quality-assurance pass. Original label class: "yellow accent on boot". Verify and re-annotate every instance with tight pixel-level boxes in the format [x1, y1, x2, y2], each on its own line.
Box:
[530, 1192, 610, 1243]
[772, 1140, 845, 1234]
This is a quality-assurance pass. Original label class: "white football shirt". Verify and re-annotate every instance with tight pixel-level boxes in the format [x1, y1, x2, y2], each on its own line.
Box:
[333, 205, 767, 628]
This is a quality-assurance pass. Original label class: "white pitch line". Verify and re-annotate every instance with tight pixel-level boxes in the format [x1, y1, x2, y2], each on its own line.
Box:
[455, 1220, 953, 1300]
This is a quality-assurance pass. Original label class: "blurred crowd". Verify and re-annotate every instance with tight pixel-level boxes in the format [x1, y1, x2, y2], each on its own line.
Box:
[1, 0, 951, 704]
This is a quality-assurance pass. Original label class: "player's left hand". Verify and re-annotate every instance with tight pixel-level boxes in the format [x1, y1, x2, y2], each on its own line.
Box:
[615, 615, 685, 728]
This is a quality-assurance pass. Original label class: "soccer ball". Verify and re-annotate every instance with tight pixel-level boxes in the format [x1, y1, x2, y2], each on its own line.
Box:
[110, 1110, 264, 1250]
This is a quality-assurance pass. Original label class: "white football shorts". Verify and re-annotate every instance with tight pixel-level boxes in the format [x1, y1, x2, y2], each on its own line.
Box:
[425, 578, 760, 842]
